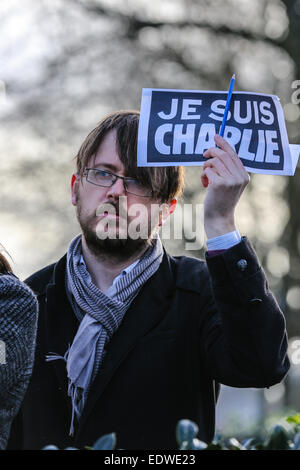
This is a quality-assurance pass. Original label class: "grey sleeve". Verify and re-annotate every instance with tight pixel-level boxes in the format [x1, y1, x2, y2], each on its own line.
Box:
[0, 275, 38, 449]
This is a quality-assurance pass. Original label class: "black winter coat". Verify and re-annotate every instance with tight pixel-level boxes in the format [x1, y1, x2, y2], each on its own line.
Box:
[8, 238, 290, 450]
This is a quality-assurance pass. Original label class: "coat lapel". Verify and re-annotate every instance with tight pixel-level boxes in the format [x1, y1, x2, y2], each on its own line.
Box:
[45, 255, 79, 411]
[77, 251, 176, 434]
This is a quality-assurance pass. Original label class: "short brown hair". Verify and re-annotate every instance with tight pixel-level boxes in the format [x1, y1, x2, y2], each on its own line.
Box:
[75, 110, 185, 203]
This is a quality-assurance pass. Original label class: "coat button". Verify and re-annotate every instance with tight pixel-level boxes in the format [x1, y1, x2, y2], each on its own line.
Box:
[249, 298, 262, 304]
[237, 259, 247, 271]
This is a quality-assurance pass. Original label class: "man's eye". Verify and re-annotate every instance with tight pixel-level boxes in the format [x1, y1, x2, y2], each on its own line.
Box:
[95, 170, 110, 178]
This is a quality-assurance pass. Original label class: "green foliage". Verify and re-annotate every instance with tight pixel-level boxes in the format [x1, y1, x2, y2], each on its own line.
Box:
[92, 432, 116, 450]
[263, 425, 291, 450]
[175, 419, 207, 450]
[42, 413, 300, 450]
[286, 413, 300, 427]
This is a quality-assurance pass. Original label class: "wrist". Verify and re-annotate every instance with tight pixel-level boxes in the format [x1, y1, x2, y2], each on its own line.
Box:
[204, 216, 236, 239]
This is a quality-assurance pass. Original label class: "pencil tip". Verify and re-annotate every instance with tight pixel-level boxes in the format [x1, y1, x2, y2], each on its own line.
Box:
[232, 73, 236, 79]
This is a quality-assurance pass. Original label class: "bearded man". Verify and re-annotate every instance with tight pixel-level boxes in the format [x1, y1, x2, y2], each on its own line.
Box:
[8, 111, 289, 450]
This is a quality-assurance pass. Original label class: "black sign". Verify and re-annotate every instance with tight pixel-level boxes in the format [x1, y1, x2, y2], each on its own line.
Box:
[138, 88, 297, 175]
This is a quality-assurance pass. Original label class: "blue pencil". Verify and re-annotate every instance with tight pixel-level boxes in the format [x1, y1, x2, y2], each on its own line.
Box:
[219, 73, 235, 137]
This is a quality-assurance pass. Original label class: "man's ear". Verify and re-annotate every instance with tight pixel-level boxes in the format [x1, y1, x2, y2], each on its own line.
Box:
[158, 199, 177, 227]
[71, 174, 80, 206]
[169, 198, 177, 216]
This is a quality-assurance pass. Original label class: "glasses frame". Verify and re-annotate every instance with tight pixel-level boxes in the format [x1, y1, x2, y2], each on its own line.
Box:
[83, 167, 153, 198]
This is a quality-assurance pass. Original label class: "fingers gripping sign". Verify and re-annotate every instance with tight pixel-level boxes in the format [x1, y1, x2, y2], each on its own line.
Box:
[201, 134, 250, 239]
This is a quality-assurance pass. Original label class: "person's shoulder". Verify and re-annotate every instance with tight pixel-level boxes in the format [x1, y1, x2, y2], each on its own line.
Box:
[0, 273, 38, 311]
[168, 253, 209, 294]
[25, 260, 60, 296]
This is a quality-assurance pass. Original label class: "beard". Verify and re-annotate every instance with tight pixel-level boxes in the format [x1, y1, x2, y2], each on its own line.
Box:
[76, 197, 157, 262]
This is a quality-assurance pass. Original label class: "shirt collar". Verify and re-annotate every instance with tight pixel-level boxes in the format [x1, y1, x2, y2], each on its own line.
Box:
[79, 255, 140, 288]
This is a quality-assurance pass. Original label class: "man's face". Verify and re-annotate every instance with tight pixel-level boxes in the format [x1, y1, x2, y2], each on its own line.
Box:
[71, 129, 171, 260]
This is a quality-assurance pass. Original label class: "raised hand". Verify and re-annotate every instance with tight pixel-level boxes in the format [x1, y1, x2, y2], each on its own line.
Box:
[201, 134, 250, 239]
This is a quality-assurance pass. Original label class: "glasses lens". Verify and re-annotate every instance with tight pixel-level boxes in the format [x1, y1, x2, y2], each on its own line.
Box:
[85, 169, 152, 197]
[88, 169, 113, 186]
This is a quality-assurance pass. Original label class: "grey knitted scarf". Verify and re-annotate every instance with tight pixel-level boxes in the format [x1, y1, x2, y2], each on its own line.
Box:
[46, 233, 163, 436]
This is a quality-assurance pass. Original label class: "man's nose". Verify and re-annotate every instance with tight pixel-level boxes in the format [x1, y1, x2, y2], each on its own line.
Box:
[106, 177, 126, 198]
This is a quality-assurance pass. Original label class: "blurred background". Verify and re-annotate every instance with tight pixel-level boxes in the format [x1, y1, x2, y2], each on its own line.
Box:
[0, 0, 300, 440]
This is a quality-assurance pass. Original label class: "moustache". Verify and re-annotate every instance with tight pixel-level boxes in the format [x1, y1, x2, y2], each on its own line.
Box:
[96, 202, 127, 219]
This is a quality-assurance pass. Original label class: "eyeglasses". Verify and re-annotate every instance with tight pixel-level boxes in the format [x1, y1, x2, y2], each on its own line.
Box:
[83, 168, 153, 197]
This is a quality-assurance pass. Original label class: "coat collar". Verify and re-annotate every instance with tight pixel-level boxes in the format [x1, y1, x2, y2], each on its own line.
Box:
[44, 254, 79, 412]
